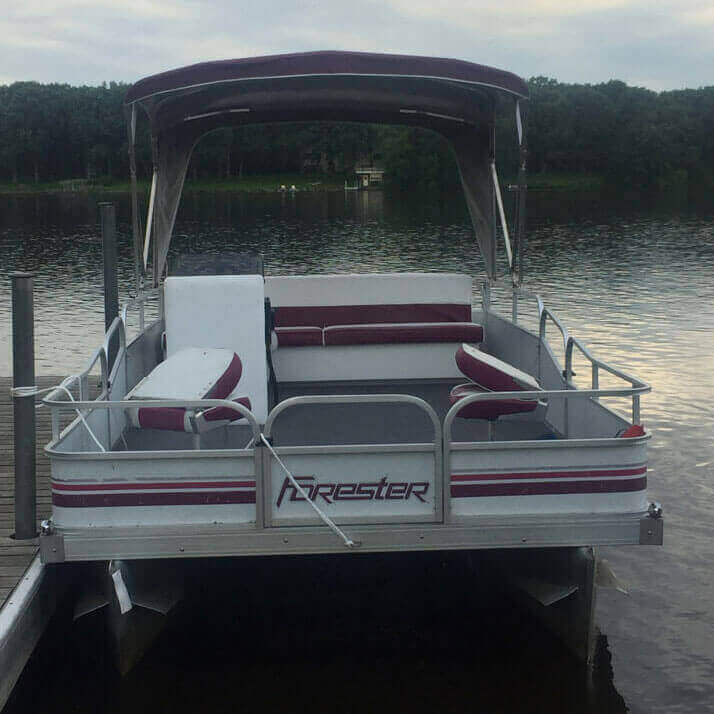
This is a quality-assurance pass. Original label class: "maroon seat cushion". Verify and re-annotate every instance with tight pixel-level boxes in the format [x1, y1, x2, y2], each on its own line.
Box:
[205, 352, 243, 398]
[274, 303, 471, 328]
[449, 383, 539, 420]
[275, 326, 323, 347]
[323, 322, 483, 346]
[200, 396, 252, 423]
[455, 344, 539, 392]
[133, 351, 246, 432]
[137, 396, 252, 432]
[136, 406, 188, 431]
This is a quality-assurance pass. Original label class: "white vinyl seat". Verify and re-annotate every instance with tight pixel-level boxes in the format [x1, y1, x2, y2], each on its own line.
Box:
[125, 347, 251, 433]
[160, 275, 268, 423]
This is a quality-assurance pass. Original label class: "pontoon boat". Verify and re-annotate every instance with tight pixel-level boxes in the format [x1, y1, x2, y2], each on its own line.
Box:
[39, 51, 663, 665]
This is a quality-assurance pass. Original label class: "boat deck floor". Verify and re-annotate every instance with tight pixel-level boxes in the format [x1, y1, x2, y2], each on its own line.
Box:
[123, 380, 555, 451]
[274, 380, 554, 445]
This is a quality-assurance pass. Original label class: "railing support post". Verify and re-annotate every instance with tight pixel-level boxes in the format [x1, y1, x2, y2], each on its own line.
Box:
[592, 364, 599, 401]
[633, 395, 641, 425]
[100, 202, 119, 372]
[11, 272, 37, 539]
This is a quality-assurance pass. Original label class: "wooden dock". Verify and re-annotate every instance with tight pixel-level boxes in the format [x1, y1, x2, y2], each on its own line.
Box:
[0, 376, 60, 607]
[0, 375, 88, 707]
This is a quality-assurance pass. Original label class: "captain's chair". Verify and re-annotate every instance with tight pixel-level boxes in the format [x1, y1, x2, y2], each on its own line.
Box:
[450, 343, 542, 440]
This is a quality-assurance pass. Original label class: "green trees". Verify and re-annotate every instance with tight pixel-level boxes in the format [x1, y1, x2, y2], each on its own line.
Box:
[0, 77, 711, 193]
[0, 82, 131, 184]
[523, 77, 714, 193]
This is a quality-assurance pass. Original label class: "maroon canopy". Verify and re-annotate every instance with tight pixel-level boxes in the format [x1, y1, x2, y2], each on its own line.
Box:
[126, 51, 528, 108]
[125, 51, 528, 283]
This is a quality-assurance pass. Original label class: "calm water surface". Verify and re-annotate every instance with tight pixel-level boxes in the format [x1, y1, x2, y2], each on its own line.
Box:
[1, 189, 713, 713]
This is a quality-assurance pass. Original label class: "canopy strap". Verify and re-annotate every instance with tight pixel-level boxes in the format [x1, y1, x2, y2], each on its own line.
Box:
[490, 162, 513, 272]
[143, 170, 157, 270]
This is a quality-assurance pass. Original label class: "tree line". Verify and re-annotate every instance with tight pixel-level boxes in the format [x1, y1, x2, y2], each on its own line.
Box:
[0, 77, 712, 195]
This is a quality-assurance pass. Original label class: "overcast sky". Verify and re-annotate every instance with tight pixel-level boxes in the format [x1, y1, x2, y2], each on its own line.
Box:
[2, 0, 712, 91]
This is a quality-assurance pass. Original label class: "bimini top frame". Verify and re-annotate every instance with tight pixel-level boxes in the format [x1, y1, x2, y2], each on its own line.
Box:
[124, 50, 529, 287]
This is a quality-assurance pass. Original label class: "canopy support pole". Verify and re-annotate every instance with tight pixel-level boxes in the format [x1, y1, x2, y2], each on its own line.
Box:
[126, 104, 142, 293]
[489, 118, 498, 281]
[515, 100, 528, 286]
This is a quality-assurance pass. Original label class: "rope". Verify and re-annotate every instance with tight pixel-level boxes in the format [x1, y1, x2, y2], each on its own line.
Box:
[259, 433, 357, 549]
[10, 378, 106, 452]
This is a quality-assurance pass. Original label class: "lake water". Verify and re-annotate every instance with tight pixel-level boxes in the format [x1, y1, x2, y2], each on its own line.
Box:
[1, 189, 713, 713]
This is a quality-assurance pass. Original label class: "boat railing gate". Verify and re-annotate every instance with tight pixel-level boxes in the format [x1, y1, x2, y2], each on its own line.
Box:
[263, 394, 443, 524]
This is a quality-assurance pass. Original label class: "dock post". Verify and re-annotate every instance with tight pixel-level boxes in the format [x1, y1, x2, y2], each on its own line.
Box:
[100, 202, 119, 371]
[11, 272, 37, 539]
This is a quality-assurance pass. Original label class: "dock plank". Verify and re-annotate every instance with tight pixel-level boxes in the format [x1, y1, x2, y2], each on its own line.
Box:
[0, 376, 67, 608]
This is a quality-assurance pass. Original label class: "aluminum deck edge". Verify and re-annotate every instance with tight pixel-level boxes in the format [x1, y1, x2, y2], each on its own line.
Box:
[41, 511, 663, 562]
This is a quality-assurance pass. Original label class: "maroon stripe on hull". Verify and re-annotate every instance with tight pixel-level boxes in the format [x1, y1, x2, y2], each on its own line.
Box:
[53, 491, 256, 507]
[451, 476, 647, 498]
[52, 480, 256, 491]
[451, 466, 647, 482]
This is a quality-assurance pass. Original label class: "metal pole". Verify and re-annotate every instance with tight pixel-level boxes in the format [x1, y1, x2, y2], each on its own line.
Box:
[489, 112, 498, 281]
[125, 103, 142, 293]
[100, 202, 119, 372]
[11, 272, 36, 539]
[516, 102, 528, 285]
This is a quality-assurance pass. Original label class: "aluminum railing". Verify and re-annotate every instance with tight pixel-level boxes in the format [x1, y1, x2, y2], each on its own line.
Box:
[46, 282, 650, 450]
[45, 289, 161, 446]
[565, 336, 647, 423]
[477, 283, 651, 437]
[48, 289, 158, 399]
[510, 286, 543, 325]
[443, 383, 650, 446]
[42, 396, 260, 450]
[264, 393, 441, 443]
[121, 287, 161, 336]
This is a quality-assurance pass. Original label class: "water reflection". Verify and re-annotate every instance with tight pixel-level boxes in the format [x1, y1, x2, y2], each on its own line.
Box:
[7, 553, 628, 714]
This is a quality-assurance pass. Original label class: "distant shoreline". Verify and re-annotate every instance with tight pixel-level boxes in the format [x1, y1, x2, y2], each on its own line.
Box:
[0, 172, 603, 196]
